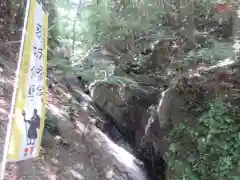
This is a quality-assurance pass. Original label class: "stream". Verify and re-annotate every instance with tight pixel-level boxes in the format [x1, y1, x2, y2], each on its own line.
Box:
[96, 107, 166, 180]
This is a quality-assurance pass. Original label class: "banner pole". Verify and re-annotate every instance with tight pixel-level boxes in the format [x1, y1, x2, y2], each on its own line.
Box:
[0, 0, 31, 179]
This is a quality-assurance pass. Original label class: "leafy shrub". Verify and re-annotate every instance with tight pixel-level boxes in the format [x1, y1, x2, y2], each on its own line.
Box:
[166, 99, 240, 180]
[44, 111, 59, 135]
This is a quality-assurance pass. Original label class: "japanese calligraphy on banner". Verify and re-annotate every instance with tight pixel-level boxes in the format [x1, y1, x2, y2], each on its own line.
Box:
[4, 0, 48, 162]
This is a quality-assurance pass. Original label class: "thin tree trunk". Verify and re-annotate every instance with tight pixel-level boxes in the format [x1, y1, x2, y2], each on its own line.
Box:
[180, 0, 196, 49]
[72, 0, 81, 53]
[232, 3, 240, 61]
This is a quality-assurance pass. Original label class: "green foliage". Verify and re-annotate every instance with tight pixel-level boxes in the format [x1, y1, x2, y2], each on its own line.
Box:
[48, 0, 165, 50]
[48, 55, 115, 82]
[194, 0, 226, 21]
[194, 0, 212, 21]
[185, 40, 233, 64]
[94, 76, 139, 88]
[79, 0, 165, 48]
[47, 0, 167, 79]
[166, 100, 240, 180]
[73, 57, 115, 81]
[47, 0, 234, 82]
[105, 76, 138, 85]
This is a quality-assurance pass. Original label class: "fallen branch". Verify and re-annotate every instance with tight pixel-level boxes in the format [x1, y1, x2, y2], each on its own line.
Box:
[0, 40, 21, 46]
[48, 16, 71, 31]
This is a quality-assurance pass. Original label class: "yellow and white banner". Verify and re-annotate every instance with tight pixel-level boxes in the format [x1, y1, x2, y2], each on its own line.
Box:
[3, 0, 48, 162]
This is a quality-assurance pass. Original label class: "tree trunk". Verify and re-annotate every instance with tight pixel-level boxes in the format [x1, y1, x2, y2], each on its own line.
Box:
[180, 0, 196, 50]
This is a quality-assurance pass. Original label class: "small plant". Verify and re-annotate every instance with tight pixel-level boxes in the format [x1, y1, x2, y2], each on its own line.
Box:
[166, 99, 240, 180]
[44, 112, 59, 135]
[62, 99, 78, 124]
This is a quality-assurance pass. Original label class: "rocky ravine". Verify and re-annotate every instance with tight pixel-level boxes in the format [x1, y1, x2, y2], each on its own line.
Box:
[0, 55, 151, 180]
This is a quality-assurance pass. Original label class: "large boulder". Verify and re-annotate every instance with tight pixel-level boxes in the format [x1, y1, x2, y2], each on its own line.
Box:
[89, 77, 160, 144]
[89, 77, 169, 179]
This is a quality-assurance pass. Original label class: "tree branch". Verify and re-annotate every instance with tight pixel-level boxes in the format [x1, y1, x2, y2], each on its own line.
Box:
[48, 16, 71, 31]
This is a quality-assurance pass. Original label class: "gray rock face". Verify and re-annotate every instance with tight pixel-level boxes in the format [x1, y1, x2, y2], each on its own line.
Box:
[89, 79, 167, 179]
[90, 80, 159, 140]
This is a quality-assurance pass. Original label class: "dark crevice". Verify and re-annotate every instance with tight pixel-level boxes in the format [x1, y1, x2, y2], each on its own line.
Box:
[93, 101, 166, 180]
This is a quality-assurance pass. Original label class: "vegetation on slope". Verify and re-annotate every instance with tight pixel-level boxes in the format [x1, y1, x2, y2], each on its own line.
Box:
[166, 100, 240, 180]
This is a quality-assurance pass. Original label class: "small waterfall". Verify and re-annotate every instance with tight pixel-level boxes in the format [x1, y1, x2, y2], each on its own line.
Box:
[157, 88, 172, 127]
[97, 129, 149, 180]
[157, 88, 170, 113]
[86, 126, 150, 180]
[144, 105, 157, 136]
